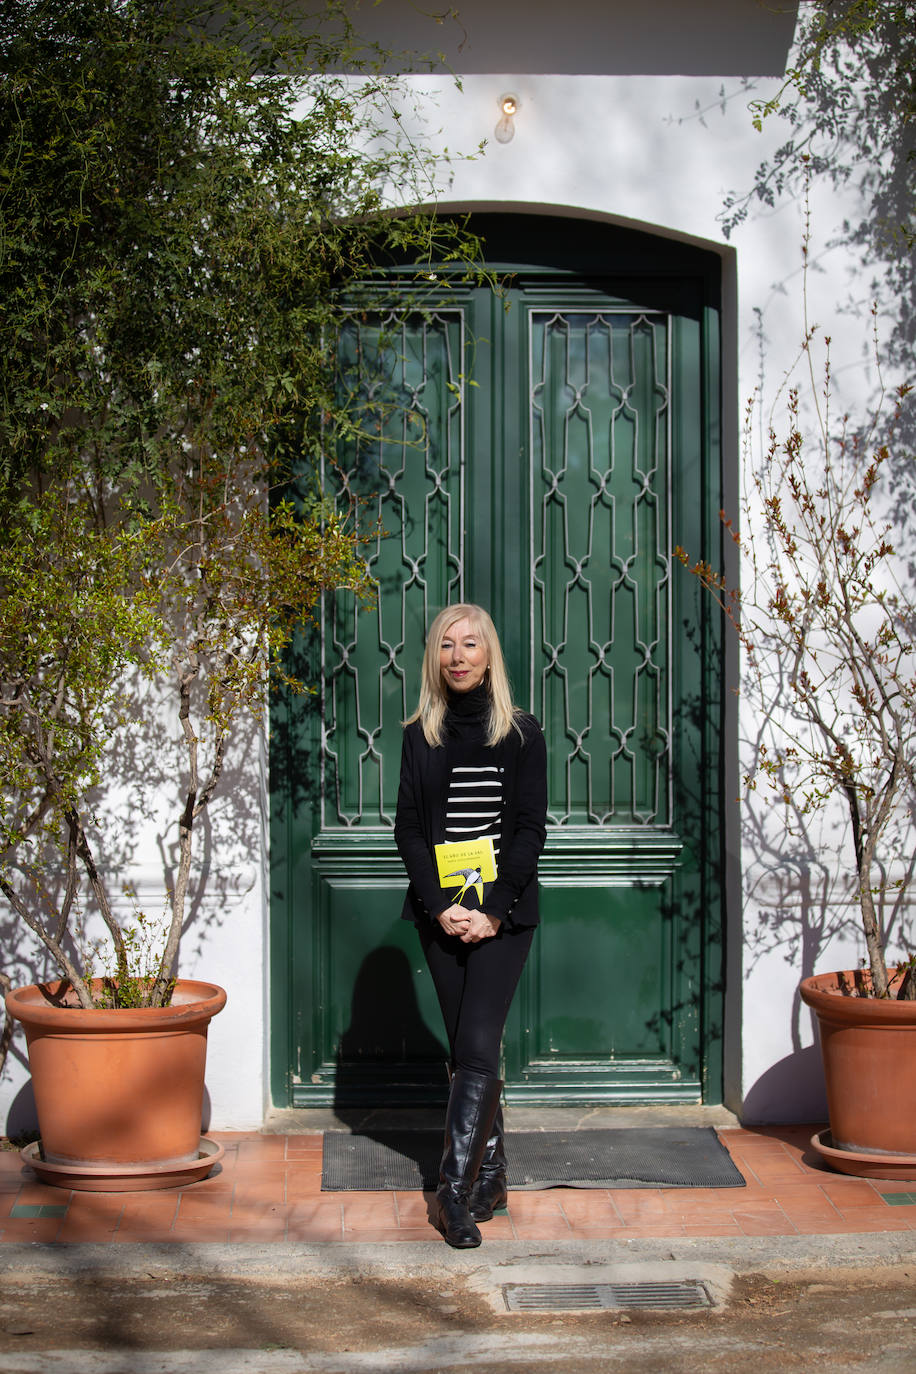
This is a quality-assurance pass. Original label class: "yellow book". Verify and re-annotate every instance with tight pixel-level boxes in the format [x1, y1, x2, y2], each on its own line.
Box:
[434, 837, 497, 906]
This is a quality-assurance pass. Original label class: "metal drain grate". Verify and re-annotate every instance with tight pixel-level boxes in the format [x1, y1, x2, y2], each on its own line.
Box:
[503, 1281, 712, 1312]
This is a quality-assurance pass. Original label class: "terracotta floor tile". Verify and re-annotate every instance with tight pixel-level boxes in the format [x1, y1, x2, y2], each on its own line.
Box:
[229, 1217, 289, 1240]
[233, 1180, 287, 1206]
[823, 1213, 915, 1233]
[817, 1180, 885, 1208]
[736, 1126, 821, 1148]
[287, 1200, 344, 1227]
[557, 1192, 624, 1226]
[831, 1204, 910, 1225]
[62, 1202, 125, 1231]
[340, 1199, 399, 1231]
[175, 1195, 234, 1226]
[659, 1204, 741, 1227]
[55, 1216, 121, 1242]
[230, 1203, 289, 1230]
[393, 1194, 435, 1226]
[0, 1218, 64, 1241]
[659, 1188, 746, 1213]
[115, 1199, 180, 1233]
[229, 1225, 288, 1242]
[286, 1214, 343, 1241]
[285, 1172, 325, 1201]
[732, 1157, 809, 1183]
[506, 1193, 569, 1218]
[231, 1159, 291, 1178]
[772, 1191, 843, 1221]
[234, 1139, 288, 1161]
[509, 1220, 574, 1239]
[65, 1189, 126, 1209]
[283, 1134, 324, 1153]
[734, 1209, 795, 1236]
[477, 1216, 516, 1237]
[681, 1223, 744, 1237]
[168, 1223, 232, 1242]
[607, 1192, 669, 1221]
[13, 1181, 73, 1207]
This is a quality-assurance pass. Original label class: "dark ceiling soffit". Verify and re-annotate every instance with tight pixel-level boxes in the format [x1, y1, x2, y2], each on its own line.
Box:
[332, 0, 799, 78]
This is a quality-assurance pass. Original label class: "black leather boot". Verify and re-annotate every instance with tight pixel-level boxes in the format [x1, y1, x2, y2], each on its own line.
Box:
[469, 1105, 507, 1221]
[435, 1070, 503, 1248]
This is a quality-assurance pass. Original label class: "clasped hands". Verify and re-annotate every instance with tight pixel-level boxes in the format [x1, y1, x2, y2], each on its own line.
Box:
[436, 903, 501, 943]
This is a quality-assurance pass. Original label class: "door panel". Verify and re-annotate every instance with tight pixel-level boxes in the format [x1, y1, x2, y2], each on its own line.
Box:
[271, 216, 725, 1107]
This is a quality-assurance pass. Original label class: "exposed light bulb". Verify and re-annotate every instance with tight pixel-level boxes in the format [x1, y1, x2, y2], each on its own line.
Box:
[494, 92, 520, 144]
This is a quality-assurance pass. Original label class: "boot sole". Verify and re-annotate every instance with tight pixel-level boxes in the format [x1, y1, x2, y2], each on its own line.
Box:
[441, 1231, 482, 1248]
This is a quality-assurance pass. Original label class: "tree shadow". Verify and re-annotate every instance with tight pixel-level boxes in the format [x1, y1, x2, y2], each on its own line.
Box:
[1, 663, 261, 1105]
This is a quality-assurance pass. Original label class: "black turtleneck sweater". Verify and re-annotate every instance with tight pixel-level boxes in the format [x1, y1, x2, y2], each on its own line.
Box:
[442, 686, 504, 860]
[394, 689, 548, 928]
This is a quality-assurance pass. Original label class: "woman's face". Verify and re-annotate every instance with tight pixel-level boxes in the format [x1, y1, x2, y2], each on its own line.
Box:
[439, 617, 489, 693]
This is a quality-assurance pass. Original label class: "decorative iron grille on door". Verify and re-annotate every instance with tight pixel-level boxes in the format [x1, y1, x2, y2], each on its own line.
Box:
[530, 309, 671, 828]
[322, 309, 465, 829]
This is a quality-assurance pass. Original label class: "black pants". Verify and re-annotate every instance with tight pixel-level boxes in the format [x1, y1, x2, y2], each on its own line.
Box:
[418, 920, 536, 1078]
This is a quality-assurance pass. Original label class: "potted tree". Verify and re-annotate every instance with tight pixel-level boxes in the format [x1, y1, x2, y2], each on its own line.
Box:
[678, 300, 916, 1176]
[0, 0, 476, 1188]
[681, 0, 916, 1178]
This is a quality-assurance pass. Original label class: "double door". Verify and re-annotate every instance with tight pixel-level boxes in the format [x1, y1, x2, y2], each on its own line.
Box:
[271, 216, 726, 1106]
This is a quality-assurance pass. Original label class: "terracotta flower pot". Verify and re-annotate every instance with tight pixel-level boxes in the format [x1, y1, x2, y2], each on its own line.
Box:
[5, 977, 227, 1191]
[799, 969, 916, 1180]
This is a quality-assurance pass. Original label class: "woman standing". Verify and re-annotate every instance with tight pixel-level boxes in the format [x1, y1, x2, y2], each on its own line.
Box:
[395, 604, 547, 1248]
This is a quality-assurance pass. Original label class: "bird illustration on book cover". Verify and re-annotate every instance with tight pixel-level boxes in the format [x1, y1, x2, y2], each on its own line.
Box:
[434, 837, 497, 907]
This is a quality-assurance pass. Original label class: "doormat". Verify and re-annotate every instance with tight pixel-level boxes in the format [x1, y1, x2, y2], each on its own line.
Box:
[321, 1127, 745, 1191]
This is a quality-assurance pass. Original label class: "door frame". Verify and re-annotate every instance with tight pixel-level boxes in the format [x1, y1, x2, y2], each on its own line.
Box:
[269, 206, 737, 1110]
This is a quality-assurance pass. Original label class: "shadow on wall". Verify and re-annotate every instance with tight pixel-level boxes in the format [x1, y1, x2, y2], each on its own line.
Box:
[740, 709, 915, 1035]
[1, 666, 262, 1098]
[741, 1045, 827, 1126]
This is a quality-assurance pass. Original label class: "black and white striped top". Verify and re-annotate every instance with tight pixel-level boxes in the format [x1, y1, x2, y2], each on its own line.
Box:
[444, 764, 503, 859]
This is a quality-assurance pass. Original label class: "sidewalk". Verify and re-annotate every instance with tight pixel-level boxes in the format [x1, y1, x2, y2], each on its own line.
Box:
[2, 1123, 916, 1246]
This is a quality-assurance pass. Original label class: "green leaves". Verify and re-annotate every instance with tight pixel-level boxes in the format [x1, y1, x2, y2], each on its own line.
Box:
[722, 1, 916, 383]
[0, 0, 479, 1004]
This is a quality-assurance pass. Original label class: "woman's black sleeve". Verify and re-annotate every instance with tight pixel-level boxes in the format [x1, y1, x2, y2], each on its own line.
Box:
[486, 723, 548, 923]
[394, 728, 450, 920]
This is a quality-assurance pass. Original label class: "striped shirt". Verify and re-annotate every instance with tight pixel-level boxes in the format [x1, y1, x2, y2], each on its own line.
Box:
[444, 764, 503, 859]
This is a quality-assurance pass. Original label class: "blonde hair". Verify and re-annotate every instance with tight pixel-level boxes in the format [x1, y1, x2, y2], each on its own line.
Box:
[406, 604, 523, 748]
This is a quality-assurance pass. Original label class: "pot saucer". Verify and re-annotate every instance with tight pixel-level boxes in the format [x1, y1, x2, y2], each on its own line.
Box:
[21, 1136, 224, 1192]
[811, 1129, 916, 1181]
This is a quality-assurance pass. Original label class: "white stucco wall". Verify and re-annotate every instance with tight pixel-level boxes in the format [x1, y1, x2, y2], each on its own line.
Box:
[4, 12, 907, 1134]
[387, 68, 901, 1124]
[1, 714, 269, 1136]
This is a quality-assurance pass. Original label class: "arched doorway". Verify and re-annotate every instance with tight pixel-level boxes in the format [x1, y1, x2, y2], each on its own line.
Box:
[270, 211, 729, 1107]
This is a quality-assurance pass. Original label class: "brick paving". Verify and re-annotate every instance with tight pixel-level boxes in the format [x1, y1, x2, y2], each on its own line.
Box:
[1, 1125, 915, 1244]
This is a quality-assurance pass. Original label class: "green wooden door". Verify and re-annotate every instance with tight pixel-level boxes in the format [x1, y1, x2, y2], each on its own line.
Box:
[271, 215, 726, 1108]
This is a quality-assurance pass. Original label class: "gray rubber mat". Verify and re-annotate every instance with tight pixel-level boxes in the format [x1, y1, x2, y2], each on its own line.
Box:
[321, 1127, 746, 1191]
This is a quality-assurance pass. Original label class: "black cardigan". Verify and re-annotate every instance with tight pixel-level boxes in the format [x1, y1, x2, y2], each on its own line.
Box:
[394, 711, 548, 928]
